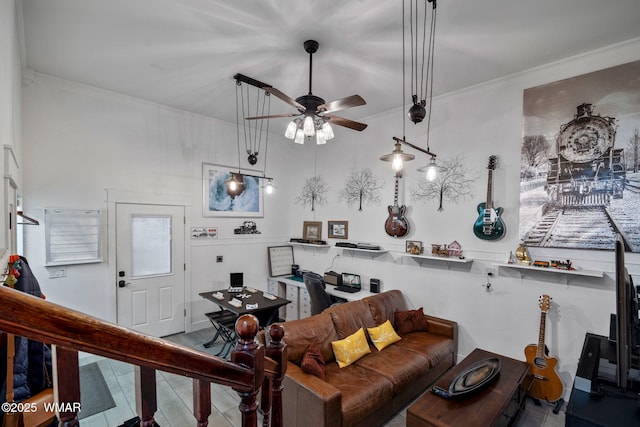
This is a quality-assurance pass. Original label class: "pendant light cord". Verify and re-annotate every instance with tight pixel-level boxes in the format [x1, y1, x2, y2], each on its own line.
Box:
[426, 2, 436, 151]
[402, 0, 406, 139]
[235, 82, 242, 172]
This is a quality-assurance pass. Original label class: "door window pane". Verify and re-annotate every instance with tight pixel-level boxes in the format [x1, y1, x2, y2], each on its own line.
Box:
[131, 215, 171, 277]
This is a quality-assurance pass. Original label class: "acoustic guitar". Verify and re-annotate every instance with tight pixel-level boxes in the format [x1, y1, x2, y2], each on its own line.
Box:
[385, 173, 409, 238]
[524, 294, 564, 402]
[473, 155, 505, 240]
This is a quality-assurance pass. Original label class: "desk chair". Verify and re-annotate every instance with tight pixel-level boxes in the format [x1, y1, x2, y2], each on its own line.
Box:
[304, 272, 342, 315]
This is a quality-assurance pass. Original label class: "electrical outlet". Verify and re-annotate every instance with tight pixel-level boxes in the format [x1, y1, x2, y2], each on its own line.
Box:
[216, 255, 223, 263]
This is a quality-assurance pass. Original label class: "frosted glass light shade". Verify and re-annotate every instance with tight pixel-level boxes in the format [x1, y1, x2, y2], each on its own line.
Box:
[303, 116, 315, 136]
[322, 122, 334, 140]
[285, 121, 298, 139]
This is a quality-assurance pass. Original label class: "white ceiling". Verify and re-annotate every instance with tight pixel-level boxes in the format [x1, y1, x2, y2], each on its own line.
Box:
[20, 0, 640, 127]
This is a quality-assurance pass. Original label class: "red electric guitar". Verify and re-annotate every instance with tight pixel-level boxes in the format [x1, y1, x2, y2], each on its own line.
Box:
[524, 295, 564, 402]
[384, 172, 409, 238]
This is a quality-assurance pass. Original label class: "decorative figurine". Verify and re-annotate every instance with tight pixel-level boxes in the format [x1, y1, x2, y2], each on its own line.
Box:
[516, 244, 531, 266]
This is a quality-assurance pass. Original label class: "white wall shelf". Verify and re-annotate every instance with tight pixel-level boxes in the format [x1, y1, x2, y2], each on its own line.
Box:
[338, 247, 388, 258]
[290, 242, 331, 249]
[400, 252, 473, 265]
[402, 252, 472, 263]
[493, 262, 604, 278]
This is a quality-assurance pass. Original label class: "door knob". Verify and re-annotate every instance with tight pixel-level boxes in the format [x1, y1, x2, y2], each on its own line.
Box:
[118, 280, 126, 288]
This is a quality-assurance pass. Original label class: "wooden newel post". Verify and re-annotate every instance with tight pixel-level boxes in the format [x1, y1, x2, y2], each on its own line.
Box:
[135, 365, 158, 427]
[231, 314, 263, 427]
[53, 346, 80, 427]
[265, 323, 287, 427]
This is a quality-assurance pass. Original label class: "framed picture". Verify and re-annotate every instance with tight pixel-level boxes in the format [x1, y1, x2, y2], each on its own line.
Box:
[406, 240, 423, 255]
[303, 221, 322, 241]
[202, 163, 263, 217]
[328, 220, 348, 239]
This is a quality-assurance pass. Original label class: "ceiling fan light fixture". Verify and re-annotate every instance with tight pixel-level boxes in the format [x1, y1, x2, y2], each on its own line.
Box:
[316, 129, 327, 145]
[285, 121, 298, 139]
[294, 129, 305, 144]
[303, 116, 315, 136]
[322, 122, 334, 140]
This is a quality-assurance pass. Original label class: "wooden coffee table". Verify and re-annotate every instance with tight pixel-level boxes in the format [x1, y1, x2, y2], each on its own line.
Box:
[406, 348, 531, 427]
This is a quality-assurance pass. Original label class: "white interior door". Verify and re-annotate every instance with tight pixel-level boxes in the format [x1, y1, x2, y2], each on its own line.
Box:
[116, 203, 185, 337]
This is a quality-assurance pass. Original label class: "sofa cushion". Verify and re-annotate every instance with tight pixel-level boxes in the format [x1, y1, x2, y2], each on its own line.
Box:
[331, 328, 371, 368]
[354, 345, 431, 391]
[394, 331, 456, 367]
[323, 362, 395, 427]
[367, 320, 401, 351]
[301, 343, 326, 379]
[326, 299, 376, 339]
[394, 307, 430, 335]
[364, 290, 408, 327]
[282, 312, 339, 364]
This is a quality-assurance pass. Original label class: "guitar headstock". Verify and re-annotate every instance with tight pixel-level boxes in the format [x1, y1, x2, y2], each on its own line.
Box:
[538, 294, 551, 313]
[487, 155, 497, 170]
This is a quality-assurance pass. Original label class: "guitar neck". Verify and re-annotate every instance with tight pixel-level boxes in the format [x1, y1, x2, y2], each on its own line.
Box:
[393, 176, 399, 207]
[537, 311, 547, 359]
[485, 169, 493, 210]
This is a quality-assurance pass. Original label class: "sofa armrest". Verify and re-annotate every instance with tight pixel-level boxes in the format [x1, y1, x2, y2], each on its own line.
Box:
[283, 363, 342, 427]
[425, 315, 458, 360]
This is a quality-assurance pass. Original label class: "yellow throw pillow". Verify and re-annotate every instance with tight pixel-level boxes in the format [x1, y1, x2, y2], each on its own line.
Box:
[367, 320, 402, 351]
[331, 328, 371, 368]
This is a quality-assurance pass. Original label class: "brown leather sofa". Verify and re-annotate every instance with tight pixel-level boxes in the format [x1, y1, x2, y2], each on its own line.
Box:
[263, 289, 458, 427]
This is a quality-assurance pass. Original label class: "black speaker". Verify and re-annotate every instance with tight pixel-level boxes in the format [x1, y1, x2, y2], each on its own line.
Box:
[370, 278, 381, 293]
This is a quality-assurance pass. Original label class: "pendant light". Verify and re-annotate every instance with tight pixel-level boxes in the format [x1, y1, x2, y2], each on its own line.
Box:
[381, 0, 438, 174]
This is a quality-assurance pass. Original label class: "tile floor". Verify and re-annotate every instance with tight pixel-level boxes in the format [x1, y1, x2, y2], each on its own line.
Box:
[76, 327, 566, 426]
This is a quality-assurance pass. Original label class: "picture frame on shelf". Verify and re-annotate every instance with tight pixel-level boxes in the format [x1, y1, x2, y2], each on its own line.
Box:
[202, 163, 264, 217]
[406, 240, 423, 255]
[303, 221, 322, 241]
[328, 220, 348, 239]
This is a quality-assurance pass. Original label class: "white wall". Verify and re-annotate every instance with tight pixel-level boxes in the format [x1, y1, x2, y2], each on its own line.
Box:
[20, 34, 640, 400]
[275, 38, 640, 399]
[0, 0, 23, 257]
[20, 73, 300, 325]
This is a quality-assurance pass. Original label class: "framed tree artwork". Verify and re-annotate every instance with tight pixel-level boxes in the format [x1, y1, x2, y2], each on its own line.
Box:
[202, 163, 263, 217]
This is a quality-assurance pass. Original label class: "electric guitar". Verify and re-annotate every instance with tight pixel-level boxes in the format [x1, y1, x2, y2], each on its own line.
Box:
[385, 173, 409, 238]
[473, 155, 505, 240]
[524, 295, 564, 402]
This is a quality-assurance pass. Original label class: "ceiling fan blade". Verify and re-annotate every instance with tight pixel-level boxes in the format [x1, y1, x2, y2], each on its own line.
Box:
[264, 87, 305, 111]
[245, 113, 300, 120]
[324, 114, 368, 131]
[319, 95, 366, 114]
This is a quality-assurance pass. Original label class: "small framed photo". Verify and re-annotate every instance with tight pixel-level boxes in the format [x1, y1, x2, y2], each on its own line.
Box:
[303, 221, 322, 241]
[328, 221, 349, 239]
[406, 240, 423, 255]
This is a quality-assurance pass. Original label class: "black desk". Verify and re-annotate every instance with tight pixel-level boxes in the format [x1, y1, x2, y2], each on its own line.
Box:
[199, 287, 290, 327]
[199, 288, 289, 357]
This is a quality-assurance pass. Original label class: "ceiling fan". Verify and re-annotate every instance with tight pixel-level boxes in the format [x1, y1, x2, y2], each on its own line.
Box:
[246, 40, 367, 144]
